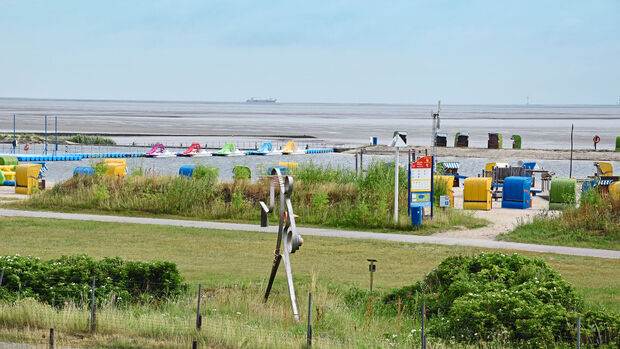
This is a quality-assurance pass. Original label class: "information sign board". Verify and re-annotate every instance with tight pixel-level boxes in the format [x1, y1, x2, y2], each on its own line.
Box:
[409, 156, 433, 217]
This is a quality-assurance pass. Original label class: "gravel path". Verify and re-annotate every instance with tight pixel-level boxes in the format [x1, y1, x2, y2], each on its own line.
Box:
[1, 208, 618, 259]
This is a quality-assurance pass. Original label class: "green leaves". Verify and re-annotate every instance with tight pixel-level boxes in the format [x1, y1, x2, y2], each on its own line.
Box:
[375, 253, 618, 345]
[0, 254, 187, 306]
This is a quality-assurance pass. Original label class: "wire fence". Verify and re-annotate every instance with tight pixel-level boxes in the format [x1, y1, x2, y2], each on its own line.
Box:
[0, 271, 614, 348]
[0, 276, 404, 349]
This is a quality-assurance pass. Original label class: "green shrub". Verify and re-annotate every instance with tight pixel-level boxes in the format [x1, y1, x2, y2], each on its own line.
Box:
[193, 166, 219, 183]
[67, 134, 116, 145]
[347, 253, 619, 346]
[0, 254, 187, 306]
[232, 165, 251, 180]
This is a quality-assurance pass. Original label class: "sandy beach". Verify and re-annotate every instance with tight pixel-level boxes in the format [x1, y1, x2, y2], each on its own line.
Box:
[349, 144, 620, 161]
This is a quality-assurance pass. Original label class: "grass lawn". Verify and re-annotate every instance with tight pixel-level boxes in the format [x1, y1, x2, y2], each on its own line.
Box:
[0, 217, 618, 348]
[498, 218, 620, 251]
[498, 192, 619, 250]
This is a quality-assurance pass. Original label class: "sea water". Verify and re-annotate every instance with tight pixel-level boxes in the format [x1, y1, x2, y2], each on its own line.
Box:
[1, 98, 618, 150]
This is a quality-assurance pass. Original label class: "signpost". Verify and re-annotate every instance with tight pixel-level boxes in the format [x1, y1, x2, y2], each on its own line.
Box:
[408, 156, 434, 220]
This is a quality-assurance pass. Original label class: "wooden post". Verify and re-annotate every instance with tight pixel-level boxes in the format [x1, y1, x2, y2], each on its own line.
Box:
[192, 340, 198, 349]
[577, 316, 581, 349]
[421, 302, 426, 349]
[90, 276, 96, 332]
[0, 269, 4, 287]
[49, 328, 54, 349]
[196, 284, 202, 330]
[307, 292, 312, 347]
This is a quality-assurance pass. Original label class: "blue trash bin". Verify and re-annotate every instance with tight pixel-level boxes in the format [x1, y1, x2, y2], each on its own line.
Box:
[372, 136, 378, 145]
[410, 205, 423, 227]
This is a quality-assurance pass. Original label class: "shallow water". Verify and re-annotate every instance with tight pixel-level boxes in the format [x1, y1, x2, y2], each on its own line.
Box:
[1, 99, 619, 150]
[34, 151, 618, 184]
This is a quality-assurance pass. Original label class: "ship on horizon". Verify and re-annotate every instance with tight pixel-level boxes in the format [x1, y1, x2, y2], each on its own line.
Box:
[246, 97, 277, 103]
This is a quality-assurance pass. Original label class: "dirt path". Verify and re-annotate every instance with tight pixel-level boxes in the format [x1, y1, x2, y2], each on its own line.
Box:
[431, 186, 548, 240]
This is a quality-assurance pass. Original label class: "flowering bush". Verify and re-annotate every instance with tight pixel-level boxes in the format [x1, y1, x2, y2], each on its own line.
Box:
[381, 253, 619, 346]
[0, 254, 186, 306]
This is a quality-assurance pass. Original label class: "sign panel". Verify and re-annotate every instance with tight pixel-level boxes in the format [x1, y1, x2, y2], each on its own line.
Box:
[409, 156, 433, 217]
[439, 195, 450, 208]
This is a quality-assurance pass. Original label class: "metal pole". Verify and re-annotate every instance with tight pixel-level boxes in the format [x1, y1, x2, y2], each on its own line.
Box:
[307, 292, 312, 347]
[44, 115, 48, 155]
[55, 116, 58, 154]
[569, 124, 574, 178]
[192, 341, 198, 349]
[394, 147, 399, 223]
[90, 276, 96, 332]
[577, 316, 581, 349]
[360, 148, 363, 173]
[0, 269, 4, 287]
[196, 283, 202, 330]
[12, 115, 16, 154]
[355, 152, 358, 177]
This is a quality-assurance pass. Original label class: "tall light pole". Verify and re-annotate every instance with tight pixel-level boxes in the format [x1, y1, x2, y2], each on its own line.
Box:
[390, 131, 407, 224]
[430, 100, 440, 159]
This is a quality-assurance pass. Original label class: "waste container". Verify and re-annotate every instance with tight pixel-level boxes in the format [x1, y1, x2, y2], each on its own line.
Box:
[372, 136, 378, 145]
[410, 205, 423, 226]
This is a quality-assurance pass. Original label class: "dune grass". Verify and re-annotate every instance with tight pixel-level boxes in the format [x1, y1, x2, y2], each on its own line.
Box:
[10, 162, 487, 235]
[0, 217, 618, 348]
[499, 190, 620, 250]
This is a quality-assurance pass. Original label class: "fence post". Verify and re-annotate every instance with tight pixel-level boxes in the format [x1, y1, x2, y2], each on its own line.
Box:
[90, 276, 96, 332]
[421, 301, 426, 349]
[577, 316, 581, 349]
[355, 153, 358, 177]
[192, 340, 198, 349]
[0, 269, 4, 287]
[49, 328, 54, 349]
[196, 283, 202, 330]
[307, 292, 312, 347]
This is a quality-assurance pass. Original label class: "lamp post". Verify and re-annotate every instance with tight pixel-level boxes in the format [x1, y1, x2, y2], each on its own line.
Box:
[367, 259, 377, 292]
[389, 131, 407, 223]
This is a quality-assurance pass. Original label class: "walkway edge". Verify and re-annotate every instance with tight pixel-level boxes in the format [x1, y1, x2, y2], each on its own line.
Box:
[1, 209, 618, 259]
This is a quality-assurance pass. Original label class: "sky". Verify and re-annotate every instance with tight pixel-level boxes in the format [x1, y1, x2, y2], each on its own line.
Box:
[0, 0, 618, 104]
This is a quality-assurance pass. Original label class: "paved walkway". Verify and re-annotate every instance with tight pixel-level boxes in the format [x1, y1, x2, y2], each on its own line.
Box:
[1, 208, 618, 259]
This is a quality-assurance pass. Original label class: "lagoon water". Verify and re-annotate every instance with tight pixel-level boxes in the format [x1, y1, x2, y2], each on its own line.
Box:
[1, 98, 619, 150]
[31, 151, 619, 184]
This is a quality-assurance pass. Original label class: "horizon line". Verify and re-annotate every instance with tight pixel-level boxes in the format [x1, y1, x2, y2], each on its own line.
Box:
[0, 96, 618, 107]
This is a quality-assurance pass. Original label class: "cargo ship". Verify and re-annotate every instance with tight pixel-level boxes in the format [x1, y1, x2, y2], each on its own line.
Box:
[246, 97, 277, 103]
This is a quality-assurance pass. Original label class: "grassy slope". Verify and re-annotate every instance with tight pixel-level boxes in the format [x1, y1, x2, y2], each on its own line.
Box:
[0, 217, 618, 348]
[499, 193, 619, 250]
[0, 217, 617, 309]
[8, 164, 488, 235]
[499, 217, 620, 250]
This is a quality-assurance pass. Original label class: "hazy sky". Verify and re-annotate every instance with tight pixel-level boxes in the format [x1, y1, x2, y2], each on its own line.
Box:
[0, 0, 618, 104]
